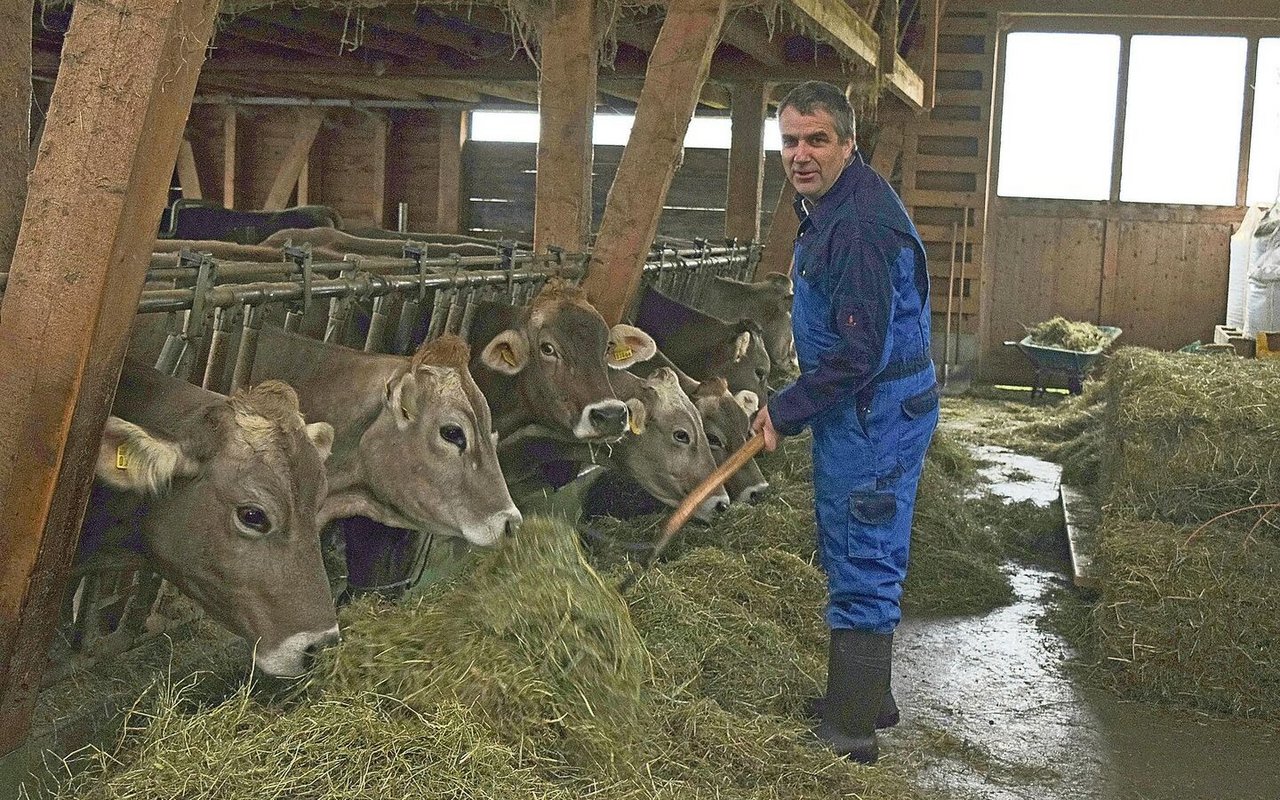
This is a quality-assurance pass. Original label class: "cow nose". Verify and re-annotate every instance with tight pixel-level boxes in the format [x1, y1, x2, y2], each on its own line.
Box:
[505, 516, 520, 538]
[738, 482, 770, 505]
[714, 498, 729, 514]
[589, 404, 627, 429]
[302, 626, 341, 668]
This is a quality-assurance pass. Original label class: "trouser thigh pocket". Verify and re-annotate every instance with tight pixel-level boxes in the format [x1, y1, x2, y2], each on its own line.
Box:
[847, 487, 897, 560]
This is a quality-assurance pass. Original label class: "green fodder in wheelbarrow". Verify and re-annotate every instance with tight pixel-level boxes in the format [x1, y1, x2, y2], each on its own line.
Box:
[52, 517, 925, 800]
[1088, 516, 1280, 717]
[1026, 316, 1109, 351]
[1100, 348, 1280, 523]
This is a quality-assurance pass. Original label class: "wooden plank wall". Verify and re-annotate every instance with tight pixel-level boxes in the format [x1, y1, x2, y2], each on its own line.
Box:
[900, 5, 994, 369]
[463, 141, 787, 243]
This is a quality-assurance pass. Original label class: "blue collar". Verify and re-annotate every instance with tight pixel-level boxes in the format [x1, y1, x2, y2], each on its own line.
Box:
[791, 149, 923, 246]
[792, 149, 866, 229]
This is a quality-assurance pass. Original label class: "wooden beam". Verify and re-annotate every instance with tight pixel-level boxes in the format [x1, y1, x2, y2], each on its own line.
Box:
[534, 0, 597, 254]
[581, 0, 730, 325]
[725, 82, 766, 242]
[263, 109, 326, 210]
[0, 0, 218, 757]
[784, 0, 924, 108]
[879, 0, 900, 83]
[1108, 35, 1131, 203]
[0, 0, 32, 271]
[176, 139, 203, 200]
[756, 179, 798, 279]
[919, 0, 941, 109]
[719, 15, 785, 67]
[437, 110, 465, 233]
[1237, 37, 1259, 207]
[222, 105, 237, 208]
[370, 113, 388, 226]
[870, 122, 903, 176]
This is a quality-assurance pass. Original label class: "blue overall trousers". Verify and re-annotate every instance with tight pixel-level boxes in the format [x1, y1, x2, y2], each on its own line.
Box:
[768, 152, 939, 634]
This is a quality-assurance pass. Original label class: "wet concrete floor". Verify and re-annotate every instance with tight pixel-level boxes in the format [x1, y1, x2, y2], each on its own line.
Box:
[886, 439, 1280, 799]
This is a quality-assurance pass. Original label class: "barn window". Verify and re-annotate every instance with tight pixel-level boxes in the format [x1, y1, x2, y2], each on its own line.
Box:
[1119, 35, 1248, 205]
[1247, 38, 1280, 206]
[469, 110, 783, 151]
[996, 32, 1121, 201]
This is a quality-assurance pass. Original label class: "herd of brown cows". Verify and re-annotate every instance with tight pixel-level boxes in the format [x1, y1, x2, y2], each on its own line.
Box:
[77, 208, 794, 678]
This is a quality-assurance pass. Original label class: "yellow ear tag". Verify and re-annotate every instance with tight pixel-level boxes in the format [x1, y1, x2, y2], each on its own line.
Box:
[628, 414, 642, 435]
[115, 444, 130, 470]
[500, 347, 517, 367]
[613, 344, 634, 362]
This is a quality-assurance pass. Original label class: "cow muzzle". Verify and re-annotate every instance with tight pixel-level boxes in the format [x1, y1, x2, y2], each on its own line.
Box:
[574, 399, 629, 440]
[694, 488, 731, 523]
[464, 507, 523, 547]
[253, 624, 340, 677]
[736, 481, 770, 505]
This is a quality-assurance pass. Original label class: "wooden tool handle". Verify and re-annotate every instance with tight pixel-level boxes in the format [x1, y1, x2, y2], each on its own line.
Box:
[651, 432, 766, 556]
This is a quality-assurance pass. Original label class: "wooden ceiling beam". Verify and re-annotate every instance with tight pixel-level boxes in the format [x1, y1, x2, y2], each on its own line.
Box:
[718, 14, 786, 67]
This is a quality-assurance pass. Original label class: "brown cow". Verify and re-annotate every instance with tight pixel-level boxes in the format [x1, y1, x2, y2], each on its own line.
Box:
[690, 377, 770, 505]
[469, 280, 657, 442]
[89, 361, 337, 676]
[698, 274, 798, 373]
[250, 328, 520, 547]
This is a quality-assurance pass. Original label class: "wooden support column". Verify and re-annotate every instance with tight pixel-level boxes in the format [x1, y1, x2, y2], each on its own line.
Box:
[370, 113, 388, 226]
[1236, 37, 1259, 207]
[263, 108, 325, 210]
[0, 0, 219, 756]
[755, 180, 798, 280]
[725, 81, 766, 244]
[0, 0, 32, 270]
[436, 110, 465, 233]
[534, 0, 597, 253]
[222, 105, 237, 209]
[176, 139, 203, 200]
[581, 0, 729, 324]
[920, 0, 941, 109]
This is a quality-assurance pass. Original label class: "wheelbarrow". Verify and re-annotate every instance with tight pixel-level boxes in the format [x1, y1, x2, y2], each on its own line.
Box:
[1004, 326, 1122, 398]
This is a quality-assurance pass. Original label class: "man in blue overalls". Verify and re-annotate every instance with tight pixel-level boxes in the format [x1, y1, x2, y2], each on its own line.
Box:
[752, 81, 938, 764]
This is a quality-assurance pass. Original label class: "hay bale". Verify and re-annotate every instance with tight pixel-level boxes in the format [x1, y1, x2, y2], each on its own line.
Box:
[1101, 348, 1280, 523]
[1025, 316, 1108, 351]
[1092, 517, 1280, 716]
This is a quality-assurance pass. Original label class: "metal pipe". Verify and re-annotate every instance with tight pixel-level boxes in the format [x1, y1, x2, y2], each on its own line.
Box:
[201, 306, 236, 392]
[231, 305, 263, 391]
[364, 295, 390, 353]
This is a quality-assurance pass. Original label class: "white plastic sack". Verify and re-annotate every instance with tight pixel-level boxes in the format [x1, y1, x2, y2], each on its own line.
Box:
[1244, 202, 1280, 337]
[1227, 205, 1267, 329]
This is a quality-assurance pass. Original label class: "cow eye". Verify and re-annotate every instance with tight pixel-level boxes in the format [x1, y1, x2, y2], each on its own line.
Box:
[540, 342, 557, 357]
[673, 429, 692, 445]
[235, 505, 271, 536]
[707, 433, 724, 449]
[440, 424, 467, 451]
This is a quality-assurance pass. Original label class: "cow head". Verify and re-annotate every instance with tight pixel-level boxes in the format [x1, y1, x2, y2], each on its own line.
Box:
[615, 368, 728, 522]
[95, 381, 337, 678]
[691, 377, 769, 504]
[759, 274, 798, 373]
[714, 321, 773, 400]
[347, 335, 521, 546]
[479, 280, 656, 441]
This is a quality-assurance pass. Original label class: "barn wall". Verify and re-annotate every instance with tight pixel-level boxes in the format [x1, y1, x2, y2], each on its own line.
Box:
[912, 3, 1259, 385]
[463, 141, 787, 244]
[385, 109, 442, 232]
[185, 105, 225, 206]
[310, 109, 387, 229]
[236, 107, 303, 210]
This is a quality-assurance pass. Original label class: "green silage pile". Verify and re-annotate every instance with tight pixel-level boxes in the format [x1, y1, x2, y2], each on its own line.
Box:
[52, 518, 924, 800]
[1014, 347, 1280, 717]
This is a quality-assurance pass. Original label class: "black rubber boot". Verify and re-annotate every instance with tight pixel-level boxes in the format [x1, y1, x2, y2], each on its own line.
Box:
[807, 686, 899, 729]
[813, 629, 894, 764]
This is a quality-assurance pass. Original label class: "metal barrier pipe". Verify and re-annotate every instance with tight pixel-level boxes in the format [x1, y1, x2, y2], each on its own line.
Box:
[364, 294, 390, 353]
[231, 304, 263, 390]
[201, 305, 236, 392]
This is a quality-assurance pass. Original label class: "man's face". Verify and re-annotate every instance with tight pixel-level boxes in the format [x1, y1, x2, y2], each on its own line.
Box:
[779, 105, 855, 202]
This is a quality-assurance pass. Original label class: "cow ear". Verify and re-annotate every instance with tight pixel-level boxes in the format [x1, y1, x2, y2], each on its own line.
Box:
[625, 397, 647, 435]
[305, 421, 334, 463]
[653, 366, 683, 391]
[734, 390, 760, 416]
[766, 273, 794, 298]
[96, 417, 196, 495]
[480, 329, 529, 375]
[607, 324, 657, 369]
[384, 370, 419, 428]
[732, 330, 753, 361]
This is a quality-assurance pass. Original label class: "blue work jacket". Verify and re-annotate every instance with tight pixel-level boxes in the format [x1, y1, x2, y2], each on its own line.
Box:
[768, 151, 932, 435]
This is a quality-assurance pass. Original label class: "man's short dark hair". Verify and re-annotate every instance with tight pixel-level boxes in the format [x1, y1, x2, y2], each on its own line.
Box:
[777, 81, 857, 143]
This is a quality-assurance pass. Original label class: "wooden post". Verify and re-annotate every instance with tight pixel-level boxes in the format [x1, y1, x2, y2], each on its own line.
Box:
[369, 112, 388, 227]
[725, 82, 766, 244]
[263, 108, 325, 210]
[176, 139, 203, 200]
[581, 0, 730, 324]
[1237, 36, 1259, 207]
[0, 0, 219, 756]
[1108, 35, 1132, 203]
[222, 105, 237, 209]
[534, 0, 597, 254]
[436, 110, 465, 233]
[0, 0, 32, 271]
[920, 0, 941, 109]
[755, 180, 798, 280]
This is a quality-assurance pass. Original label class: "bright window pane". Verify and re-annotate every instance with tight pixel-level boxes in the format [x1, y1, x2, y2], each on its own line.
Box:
[470, 110, 782, 151]
[1247, 39, 1280, 206]
[1120, 35, 1247, 205]
[997, 32, 1120, 201]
